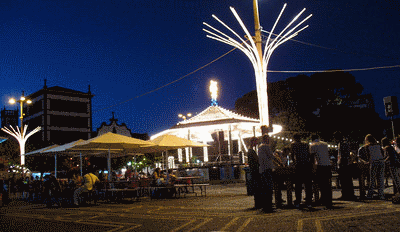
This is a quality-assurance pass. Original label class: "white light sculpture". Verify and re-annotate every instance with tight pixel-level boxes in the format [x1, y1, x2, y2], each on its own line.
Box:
[1, 125, 41, 166]
[210, 80, 218, 106]
[203, 3, 312, 129]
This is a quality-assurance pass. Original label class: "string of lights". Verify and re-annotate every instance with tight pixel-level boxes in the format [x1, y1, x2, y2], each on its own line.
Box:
[95, 37, 400, 113]
[271, 135, 338, 148]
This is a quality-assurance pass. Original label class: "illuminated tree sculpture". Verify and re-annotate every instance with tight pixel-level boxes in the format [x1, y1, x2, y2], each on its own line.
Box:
[203, 3, 312, 131]
[1, 125, 41, 166]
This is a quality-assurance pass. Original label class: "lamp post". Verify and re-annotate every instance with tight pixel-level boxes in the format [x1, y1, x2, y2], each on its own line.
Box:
[2, 91, 40, 166]
[8, 91, 32, 128]
[203, 1, 312, 135]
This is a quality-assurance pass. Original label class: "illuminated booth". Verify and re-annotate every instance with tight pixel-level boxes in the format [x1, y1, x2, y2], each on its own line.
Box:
[150, 81, 282, 167]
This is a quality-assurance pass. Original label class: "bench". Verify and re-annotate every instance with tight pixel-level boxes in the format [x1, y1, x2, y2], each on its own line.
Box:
[101, 188, 141, 202]
[174, 183, 209, 197]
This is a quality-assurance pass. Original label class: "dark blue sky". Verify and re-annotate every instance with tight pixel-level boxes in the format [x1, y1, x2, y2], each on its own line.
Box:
[1, 0, 399, 137]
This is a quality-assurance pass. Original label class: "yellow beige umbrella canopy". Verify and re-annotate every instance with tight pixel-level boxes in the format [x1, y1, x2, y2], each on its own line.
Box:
[149, 134, 209, 176]
[70, 132, 156, 180]
[150, 134, 209, 150]
[73, 132, 155, 150]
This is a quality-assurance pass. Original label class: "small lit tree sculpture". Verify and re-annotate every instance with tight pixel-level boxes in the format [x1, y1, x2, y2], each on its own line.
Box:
[1, 125, 41, 166]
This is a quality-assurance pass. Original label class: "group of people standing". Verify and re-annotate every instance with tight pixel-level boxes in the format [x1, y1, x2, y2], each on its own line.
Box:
[247, 132, 400, 213]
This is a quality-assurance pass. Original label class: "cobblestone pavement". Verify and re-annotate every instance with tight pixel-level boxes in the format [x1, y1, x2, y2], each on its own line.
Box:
[1, 183, 400, 231]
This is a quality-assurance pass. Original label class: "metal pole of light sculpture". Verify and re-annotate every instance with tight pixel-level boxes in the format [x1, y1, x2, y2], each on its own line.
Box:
[1, 125, 41, 166]
[203, 2, 312, 133]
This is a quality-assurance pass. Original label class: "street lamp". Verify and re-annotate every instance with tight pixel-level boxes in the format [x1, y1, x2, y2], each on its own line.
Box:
[178, 113, 192, 120]
[9, 91, 32, 128]
[2, 91, 40, 167]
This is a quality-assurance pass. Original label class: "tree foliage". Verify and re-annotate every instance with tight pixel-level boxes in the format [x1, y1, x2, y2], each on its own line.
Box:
[235, 72, 383, 143]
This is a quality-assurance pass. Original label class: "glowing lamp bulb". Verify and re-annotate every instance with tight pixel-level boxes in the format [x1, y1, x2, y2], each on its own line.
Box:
[210, 80, 218, 100]
[9, 98, 16, 104]
[20, 96, 25, 101]
[27, 100, 32, 104]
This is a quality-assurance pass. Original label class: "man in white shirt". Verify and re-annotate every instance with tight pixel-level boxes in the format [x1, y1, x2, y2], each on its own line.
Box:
[258, 134, 275, 212]
[310, 134, 333, 208]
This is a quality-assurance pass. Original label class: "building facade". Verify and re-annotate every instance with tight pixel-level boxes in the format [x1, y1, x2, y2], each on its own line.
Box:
[1, 107, 18, 128]
[24, 82, 94, 146]
[96, 112, 149, 140]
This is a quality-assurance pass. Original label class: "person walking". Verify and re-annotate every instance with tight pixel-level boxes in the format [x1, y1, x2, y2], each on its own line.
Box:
[310, 134, 333, 208]
[362, 134, 385, 200]
[258, 134, 275, 212]
[247, 137, 261, 209]
[290, 133, 313, 208]
[381, 137, 400, 195]
[338, 137, 356, 200]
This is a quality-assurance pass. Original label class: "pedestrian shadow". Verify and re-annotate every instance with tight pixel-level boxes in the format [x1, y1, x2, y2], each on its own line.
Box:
[243, 207, 262, 212]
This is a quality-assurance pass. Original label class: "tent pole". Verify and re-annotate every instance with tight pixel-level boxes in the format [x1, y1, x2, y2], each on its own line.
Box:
[134, 154, 137, 176]
[55, 154, 57, 179]
[80, 152, 83, 177]
[108, 149, 111, 181]
[166, 150, 169, 184]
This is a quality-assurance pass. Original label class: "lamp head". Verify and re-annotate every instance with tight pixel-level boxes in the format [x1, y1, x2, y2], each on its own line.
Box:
[9, 98, 16, 104]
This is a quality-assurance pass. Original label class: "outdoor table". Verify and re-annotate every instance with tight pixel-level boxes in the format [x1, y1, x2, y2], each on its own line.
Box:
[101, 180, 141, 202]
[174, 176, 208, 197]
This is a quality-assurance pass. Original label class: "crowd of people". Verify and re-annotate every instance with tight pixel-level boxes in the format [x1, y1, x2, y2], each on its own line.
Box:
[2, 169, 103, 207]
[0, 164, 197, 206]
[247, 133, 400, 213]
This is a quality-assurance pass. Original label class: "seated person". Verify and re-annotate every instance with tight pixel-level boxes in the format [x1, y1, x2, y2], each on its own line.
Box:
[73, 169, 100, 206]
[152, 168, 164, 186]
[166, 170, 177, 197]
[167, 169, 177, 185]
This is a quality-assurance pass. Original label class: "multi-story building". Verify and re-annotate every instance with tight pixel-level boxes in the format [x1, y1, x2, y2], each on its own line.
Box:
[24, 81, 94, 146]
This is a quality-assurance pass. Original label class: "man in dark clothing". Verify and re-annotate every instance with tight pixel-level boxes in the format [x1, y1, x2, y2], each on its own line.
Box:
[338, 137, 355, 200]
[290, 133, 313, 208]
[247, 137, 261, 209]
[258, 134, 275, 212]
[43, 174, 61, 207]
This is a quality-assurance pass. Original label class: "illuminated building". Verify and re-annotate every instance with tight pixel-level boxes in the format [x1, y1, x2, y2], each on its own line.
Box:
[151, 81, 282, 164]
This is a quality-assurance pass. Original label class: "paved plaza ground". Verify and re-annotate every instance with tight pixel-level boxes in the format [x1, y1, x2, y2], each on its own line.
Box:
[1, 182, 400, 231]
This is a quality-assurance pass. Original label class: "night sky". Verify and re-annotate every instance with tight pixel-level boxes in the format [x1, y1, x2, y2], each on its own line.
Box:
[1, 0, 399, 137]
